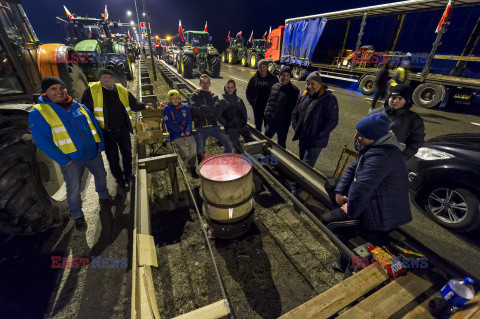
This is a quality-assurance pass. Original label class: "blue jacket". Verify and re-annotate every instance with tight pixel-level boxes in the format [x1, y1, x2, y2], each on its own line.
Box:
[163, 102, 193, 141]
[291, 90, 339, 149]
[335, 133, 412, 231]
[29, 95, 105, 166]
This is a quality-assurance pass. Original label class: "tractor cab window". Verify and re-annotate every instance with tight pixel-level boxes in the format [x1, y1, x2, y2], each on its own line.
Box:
[74, 22, 107, 41]
[253, 41, 265, 49]
[231, 38, 243, 47]
[188, 33, 209, 46]
[0, 41, 24, 96]
[0, 5, 23, 47]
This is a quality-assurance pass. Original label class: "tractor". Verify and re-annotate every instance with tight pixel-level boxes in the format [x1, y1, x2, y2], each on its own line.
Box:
[57, 16, 133, 86]
[223, 37, 247, 65]
[246, 39, 266, 69]
[176, 31, 221, 79]
[0, 0, 89, 236]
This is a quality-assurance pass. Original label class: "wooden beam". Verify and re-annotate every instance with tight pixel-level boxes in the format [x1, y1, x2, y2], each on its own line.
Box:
[173, 300, 230, 319]
[434, 54, 480, 62]
[280, 263, 389, 319]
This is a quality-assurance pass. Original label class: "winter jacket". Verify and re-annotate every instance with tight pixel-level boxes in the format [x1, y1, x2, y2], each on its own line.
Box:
[29, 95, 105, 166]
[163, 102, 193, 141]
[246, 71, 279, 112]
[291, 89, 339, 149]
[369, 104, 425, 160]
[264, 82, 300, 128]
[374, 64, 389, 93]
[335, 132, 412, 231]
[188, 89, 220, 128]
[217, 89, 248, 130]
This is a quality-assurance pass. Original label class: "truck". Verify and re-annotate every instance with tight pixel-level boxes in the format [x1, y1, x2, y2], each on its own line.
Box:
[0, 0, 89, 235]
[266, 0, 480, 109]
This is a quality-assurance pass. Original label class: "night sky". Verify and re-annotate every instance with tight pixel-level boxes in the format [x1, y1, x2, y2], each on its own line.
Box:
[24, 0, 387, 50]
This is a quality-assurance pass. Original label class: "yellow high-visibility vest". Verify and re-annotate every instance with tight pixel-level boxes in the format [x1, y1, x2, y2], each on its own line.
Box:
[90, 82, 134, 129]
[33, 103, 101, 154]
[391, 67, 411, 86]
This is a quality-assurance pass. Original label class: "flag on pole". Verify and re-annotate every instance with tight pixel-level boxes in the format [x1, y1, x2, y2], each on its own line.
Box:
[103, 5, 109, 21]
[63, 6, 74, 20]
[179, 20, 184, 41]
[227, 30, 230, 42]
[248, 30, 253, 44]
[435, 0, 453, 33]
[127, 30, 132, 41]
[204, 21, 208, 32]
[268, 26, 272, 38]
[89, 26, 93, 38]
[262, 31, 267, 39]
[236, 31, 242, 38]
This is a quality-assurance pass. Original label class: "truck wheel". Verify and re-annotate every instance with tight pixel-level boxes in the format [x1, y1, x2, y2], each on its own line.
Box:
[249, 52, 259, 69]
[210, 56, 221, 78]
[68, 64, 88, 102]
[412, 83, 446, 109]
[0, 112, 68, 235]
[241, 54, 249, 67]
[182, 54, 194, 79]
[359, 75, 376, 95]
[292, 66, 305, 80]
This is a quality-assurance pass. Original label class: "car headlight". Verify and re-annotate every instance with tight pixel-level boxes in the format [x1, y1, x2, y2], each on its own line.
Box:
[414, 147, 455, 161]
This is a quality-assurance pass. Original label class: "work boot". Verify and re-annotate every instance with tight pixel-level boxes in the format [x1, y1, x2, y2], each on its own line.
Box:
[74, 216, 87, 232]
[189, 167, 199, 179]
[100, 196, 121, 208]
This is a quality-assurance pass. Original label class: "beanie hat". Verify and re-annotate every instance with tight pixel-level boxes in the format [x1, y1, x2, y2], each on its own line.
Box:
[167, 89, 181, 102]
[98, 68, 115, 78]
[306, 71, 322, 84]
[390, 83, 412, 102]
[41, 76, 66, 93]
[279, 66, 292, 77]
[258, 59, 268, 68]
[355, 113, 390, 141]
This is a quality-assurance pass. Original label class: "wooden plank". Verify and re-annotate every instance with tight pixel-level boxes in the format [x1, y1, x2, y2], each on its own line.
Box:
[434, 54, 480, 62]
[337, 272, 433, 319]
[399, 291, 438, 319]
[137, 233, 158, 267]
[173, 300, 230, 319]
[451, 292, 480, 319]
[280, 263, 389, 319]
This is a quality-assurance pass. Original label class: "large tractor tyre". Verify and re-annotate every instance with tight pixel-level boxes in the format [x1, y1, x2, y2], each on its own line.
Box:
[108, 63, 128, 88]
[227, 50, 237, 64]
[221, 53, 226, 63]
[241, 54, 249, 67]
[292, 66, 305, 80]
[181, 55, 194, 79]
[0, 112, 68, 236]
[359, 75, 376, 96]
[210, 56, 221, 78]
[267, 62, 276, 74]
[67, 64, 89, 102]
[249, 52, 259, 69]
[126, 58, 134, 81]
[412, 83, 446, 109]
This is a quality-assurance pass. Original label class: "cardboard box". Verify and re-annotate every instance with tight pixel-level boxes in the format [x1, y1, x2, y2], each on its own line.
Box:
[136, 120, 160, 132]
[137, 130, 164, 145]
[141, 109, 163, 118]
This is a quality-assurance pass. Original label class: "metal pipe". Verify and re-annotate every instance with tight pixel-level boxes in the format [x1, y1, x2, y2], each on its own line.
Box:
[141, 0, 157, 81]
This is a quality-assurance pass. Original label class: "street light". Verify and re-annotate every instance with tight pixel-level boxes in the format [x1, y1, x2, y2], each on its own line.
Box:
[126, 10, 132, 16]
[130, 21, 135, 26]
[142, 12, 146, 16]
[166, 36, 171, 41]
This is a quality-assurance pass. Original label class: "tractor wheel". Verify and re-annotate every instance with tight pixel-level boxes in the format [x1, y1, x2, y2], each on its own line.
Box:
[241, 54, 249, 67]
[182, 54, 194, 79]
[267, 62, 275, 73]
[115, 70, 128, 88]
[0, 112, 69, 235]
[292, 66, 305, 80]
[68, 64, 88, 102]
[126, 57, 134, 81]
[210, 56, 221, 78]
[228, 50, 236, 64]
[221, 53, 226, 63]
[358, 74, 376, 96]
[249, 52, 259, 69]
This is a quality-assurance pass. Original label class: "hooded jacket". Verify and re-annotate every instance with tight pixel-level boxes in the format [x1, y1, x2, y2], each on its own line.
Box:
[335, 132, 412, 231]
[188, 89, 220, 128]
[264, 81, 300, 128]
[163, 102, 193, 141]
[29, 95, 105, 166]
[369, 100, 425, 160]
[217, 88, 249, 130]
[246, 71, 279, 111]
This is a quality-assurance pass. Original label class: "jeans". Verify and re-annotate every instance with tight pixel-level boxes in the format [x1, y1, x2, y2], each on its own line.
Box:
[371, 89, 386, 109]
[103, 126, 133, 184]
[173, 135, 197, 169]
[253, 107, 265, 132]
[60, 153, 110, 219]
[195, 126, 233, 155]
[225, 126, 253, 152]
[299, 146, 323, 167]
[265, 123, 289, 149]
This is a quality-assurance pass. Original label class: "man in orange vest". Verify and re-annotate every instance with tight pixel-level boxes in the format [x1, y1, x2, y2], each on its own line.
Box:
[82, 69, 153, 189]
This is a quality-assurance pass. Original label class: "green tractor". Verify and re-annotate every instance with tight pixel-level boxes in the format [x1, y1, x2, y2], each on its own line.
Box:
[176, 31, 221, 79]
[223, 37, 248, 65]
[246, 39, 266, 69]
[57, 16, 134, 86]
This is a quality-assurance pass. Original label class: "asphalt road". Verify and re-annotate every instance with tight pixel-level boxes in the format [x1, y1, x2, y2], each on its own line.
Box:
[167, 60, 480, 280]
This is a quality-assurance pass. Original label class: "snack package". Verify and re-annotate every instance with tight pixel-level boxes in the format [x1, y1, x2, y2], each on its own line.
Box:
[367, 246, 407, 280]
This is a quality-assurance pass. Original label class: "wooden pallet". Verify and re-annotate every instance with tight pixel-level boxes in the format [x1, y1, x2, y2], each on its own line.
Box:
[280, 263, 437, 318]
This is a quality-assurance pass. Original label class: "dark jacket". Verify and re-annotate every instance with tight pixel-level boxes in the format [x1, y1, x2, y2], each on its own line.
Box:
[369, 104, 425, 160]
[291, 89, 339, 149]
[335, 133, 412, 231]
[374, 64, 389, 92]
[188, 89, 220, 128]
[264, 82, 300, 128]
[81, 86, 145, 133]
[246, 71, 279, 112]
[217, 89, 248, 130]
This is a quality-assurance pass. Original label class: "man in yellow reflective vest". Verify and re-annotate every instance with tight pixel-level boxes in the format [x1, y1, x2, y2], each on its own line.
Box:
[29, 77, 114, 231]
[81, 69, 153, 189]
[392, 60, 411, 87]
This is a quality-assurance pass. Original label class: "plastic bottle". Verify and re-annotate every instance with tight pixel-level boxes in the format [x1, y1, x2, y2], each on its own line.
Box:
[429, 277, 475, 318]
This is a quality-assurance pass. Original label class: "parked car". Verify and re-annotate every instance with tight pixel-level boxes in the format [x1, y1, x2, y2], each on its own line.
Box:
[407, 133, 480, 232]
[165, 46, 180, 65]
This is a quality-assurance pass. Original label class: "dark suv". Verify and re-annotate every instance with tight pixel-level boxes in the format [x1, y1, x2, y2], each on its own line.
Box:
[407, 133, 480, 232]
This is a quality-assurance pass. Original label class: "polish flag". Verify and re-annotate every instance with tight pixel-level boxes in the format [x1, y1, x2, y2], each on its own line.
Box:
[435, 0, 453, 33]
[227, 30, 230, 42]
[179, 20, 184, 41]
[127, 30, 132, 41]
[89, 26, 93, 38]
[248, 30, 253, 43]
[236, 31, 242, 38]
[262, 31, 267, 39]
[103, 5, 109, 21]
[204, 21, 208, 32]
[63, 6, 74, 21]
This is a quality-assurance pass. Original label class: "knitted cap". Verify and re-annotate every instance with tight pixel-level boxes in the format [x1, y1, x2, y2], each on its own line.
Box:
[306, 71, 322, 84]
[258, 59, 268, 68]
[279, 66, 292, 77]
[167, 89, 181, 102]
[390, 83, 412, 102]
[98, 68, 115, 78]
[41, 76, 66, 93]
[355, 113, 390, 141]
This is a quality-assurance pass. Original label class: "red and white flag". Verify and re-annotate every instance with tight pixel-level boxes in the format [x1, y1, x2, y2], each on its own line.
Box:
[436, 0, 452, 33]
[204, 21, 208, 32]
[103, 5, 109, 21]
[262, 31, 267, 39]
[89, 26, 93, 38]
[63, 6, 74, 20]
[248, 30, 253, 43]
[127, 30, 132, 41]
[178, 20, 185, 41]
[227, 30, 230, 42]
[268, 26, 272, 38]
[236, 31, 242, 38]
